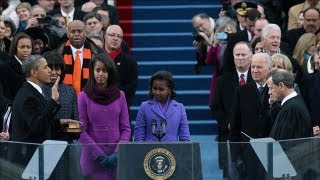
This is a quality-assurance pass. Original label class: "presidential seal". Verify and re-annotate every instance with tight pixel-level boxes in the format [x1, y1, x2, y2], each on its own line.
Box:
[144, 148, 176, 180]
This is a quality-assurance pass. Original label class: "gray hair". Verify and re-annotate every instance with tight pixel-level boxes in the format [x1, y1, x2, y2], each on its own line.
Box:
[192, 13, 210, 23]
[31, 5, 46, 15]
[253, 52, 272, 67]
[22, 55, 44, 77]
[87, 33, 104, 43]
[261, 24, 281, 38]
[233, 41, 253, 56]
[270, 69, 295, 88]
[215, 16, 237, 33]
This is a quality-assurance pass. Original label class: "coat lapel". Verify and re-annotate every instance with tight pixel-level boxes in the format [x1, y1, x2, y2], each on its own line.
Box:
[164, 100, 177, 119]
[149, 100, 164, 119]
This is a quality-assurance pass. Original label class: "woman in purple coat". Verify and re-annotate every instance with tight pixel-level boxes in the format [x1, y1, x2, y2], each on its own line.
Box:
[78, 53, 131, 180]
[134, 70, 191, 142]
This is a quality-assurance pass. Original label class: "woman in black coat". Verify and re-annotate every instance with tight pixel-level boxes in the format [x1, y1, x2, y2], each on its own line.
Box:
[0, 32, 33, 100]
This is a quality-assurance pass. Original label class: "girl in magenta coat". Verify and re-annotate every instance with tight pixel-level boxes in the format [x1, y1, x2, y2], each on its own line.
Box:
[78, 53, 131, 180]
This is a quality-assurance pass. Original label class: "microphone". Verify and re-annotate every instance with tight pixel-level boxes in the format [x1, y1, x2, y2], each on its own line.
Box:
[151, 119, 157, 135]
[160, 119, 167, 135]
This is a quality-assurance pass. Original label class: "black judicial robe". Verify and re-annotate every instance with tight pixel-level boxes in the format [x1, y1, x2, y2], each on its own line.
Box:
[269, 95, 312, 140]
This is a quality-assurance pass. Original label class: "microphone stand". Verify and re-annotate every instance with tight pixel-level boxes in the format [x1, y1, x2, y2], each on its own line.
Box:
[151, 119, 167, 141]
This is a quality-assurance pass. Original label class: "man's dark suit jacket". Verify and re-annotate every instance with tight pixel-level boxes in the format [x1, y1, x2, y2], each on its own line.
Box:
[48, 7, 86, 22]
[304, 72, 320, 126]
[9, 82, 61, 165]
[0, 56, 26, 101]
[74, 1, 119, 24]
[230, 81, 272, 142]
[114, 52, 138, 106]
[282, 27, 320, 52]
[229, 81, 272, 180]
[10, 82, 61, 143]
[212, 70, 253, 140]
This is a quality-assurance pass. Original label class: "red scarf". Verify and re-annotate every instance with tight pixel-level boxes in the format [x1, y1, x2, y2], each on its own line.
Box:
[108, 47, 122, 60]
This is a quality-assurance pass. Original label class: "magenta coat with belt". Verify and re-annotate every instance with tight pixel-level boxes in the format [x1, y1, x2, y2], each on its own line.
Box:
[78, 91, 131, 180]
[134, 99, 191, 141]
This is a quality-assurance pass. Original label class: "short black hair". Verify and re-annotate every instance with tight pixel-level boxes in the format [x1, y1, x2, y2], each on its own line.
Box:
[4, 19, 16, 35]
[83, 12, 102, 23]
[149, 70, 176, 99]
[92, 6, 109, 13]
[42, 51, 65, 83]
[245, 8, 261, 21]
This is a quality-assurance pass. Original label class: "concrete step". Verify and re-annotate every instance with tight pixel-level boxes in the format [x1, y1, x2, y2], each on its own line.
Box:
[130, 0, 220, 6]
[136, 75, 211, 90]
[120, 19, 194, 33]
[119, 5, 219, 20]
[131, 32, 194, 48]
[133, 46, 195, 62]
[132, 90, 210, 106]
[137, 60, 213, 75]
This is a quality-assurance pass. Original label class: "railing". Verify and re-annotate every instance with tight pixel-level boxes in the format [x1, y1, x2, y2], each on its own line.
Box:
[0, 137, 320, 180]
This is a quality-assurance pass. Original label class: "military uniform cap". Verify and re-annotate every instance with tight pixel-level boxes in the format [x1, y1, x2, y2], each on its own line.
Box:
[234, 1, 257, 16]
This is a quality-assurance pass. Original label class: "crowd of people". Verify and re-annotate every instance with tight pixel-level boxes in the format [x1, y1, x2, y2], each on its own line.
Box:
[0, 0, 319, 179]
[0, 0, 192, 179]
[192, 0, 320, 179]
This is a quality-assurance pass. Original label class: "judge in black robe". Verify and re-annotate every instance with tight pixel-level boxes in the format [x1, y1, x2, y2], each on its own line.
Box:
[269, 95, 312, 140]
[268, 69, 312, 140]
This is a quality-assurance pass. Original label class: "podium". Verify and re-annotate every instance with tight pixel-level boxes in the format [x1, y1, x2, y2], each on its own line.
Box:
[118, 142, 202, 180]
[22, 140, 68, 180]
[250, 138, 297, 179]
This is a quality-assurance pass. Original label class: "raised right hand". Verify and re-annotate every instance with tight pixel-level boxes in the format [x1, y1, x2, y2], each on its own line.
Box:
[51, 76, 60, 101]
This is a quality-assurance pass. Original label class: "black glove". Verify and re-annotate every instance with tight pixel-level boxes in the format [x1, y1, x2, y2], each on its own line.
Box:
[97, 153, 118, 169]
[98, 154, 110, 168]
[235, 158, 247, 178]
[108, 152, 118, 168]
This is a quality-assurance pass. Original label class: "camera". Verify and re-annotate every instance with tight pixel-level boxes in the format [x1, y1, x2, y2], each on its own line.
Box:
[222, 2, 230, 11]
[37, 16, 52, 25]
[216, 32, 228, 40]
[193, 31, 204, 42]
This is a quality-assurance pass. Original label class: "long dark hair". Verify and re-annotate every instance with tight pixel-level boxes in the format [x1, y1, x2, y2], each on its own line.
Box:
[149, 70, 176, 99]
[83, 53, 118, 92]
[9, 32, 33, 56]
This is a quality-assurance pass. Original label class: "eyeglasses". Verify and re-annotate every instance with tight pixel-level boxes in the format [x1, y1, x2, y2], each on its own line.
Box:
[106, 33, 123, 39]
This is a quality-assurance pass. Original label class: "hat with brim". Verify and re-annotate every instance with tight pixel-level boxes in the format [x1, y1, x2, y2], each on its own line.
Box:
[24, 27, 48, 44]
[234, 1, 257, 16]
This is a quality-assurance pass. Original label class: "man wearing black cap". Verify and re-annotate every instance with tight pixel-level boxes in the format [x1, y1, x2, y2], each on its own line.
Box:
[234, 1, 258, 31]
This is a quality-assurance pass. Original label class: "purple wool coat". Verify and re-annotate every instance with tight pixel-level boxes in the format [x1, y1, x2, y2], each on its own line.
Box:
[134, 99, 191, 142]
[78, 91, 131, 180]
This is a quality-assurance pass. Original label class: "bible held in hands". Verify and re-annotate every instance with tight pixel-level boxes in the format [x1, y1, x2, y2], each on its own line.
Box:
[63, 122, 81, 133]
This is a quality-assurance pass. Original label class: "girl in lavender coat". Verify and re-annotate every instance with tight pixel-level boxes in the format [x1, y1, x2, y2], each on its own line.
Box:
[78, 53, 131, 180]
[134, 70, 191, 142]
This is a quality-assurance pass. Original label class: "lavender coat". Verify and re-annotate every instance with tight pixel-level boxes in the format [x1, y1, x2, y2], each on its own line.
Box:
[78, 91, 131, 180]
[134, 99, 191, 142]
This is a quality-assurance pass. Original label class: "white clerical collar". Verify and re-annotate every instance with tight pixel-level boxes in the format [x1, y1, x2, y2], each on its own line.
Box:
[281, 91, 297, 106]
[237, 70, 249, 81]
[27, 80, 43, 96]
